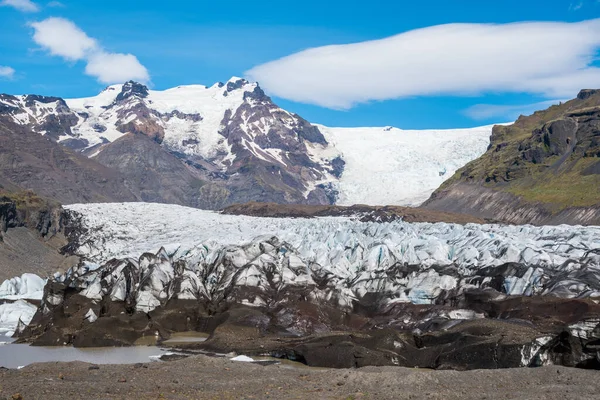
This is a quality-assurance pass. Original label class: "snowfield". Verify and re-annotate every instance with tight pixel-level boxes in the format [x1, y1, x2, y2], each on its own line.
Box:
[65, 78, 254, 161]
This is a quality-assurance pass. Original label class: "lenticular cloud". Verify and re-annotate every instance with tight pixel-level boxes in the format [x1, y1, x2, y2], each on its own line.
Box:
[245, 19, 600, 109]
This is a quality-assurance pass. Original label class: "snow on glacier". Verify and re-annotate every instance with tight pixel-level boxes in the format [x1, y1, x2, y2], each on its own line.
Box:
[315, 125, 493, 206]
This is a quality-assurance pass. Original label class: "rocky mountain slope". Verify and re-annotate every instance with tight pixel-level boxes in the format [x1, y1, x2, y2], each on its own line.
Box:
[11, 202, 600, 369]
[0, 119, 136, 204]
[0, 191, 79, 282]
[1, 79, 492, 208]
[424, 90, 600, 225]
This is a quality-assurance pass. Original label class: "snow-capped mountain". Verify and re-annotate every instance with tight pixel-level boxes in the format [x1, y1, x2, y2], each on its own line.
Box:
[0, 79, 492, 208]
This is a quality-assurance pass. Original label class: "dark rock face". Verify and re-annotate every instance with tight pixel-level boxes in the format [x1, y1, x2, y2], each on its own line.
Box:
[0, 191, 80, 281]
[424, 90, 600, 225]
[0, 94, 79, 142]
[114, 81, 149, 103]
[225, 78, 247, 93]
[0, 120, 137, 205]
[330, 156, 346, 179]
[217, 86, 335, 207]
[578, 89, 600, 100]
[93, 133, 212, 208]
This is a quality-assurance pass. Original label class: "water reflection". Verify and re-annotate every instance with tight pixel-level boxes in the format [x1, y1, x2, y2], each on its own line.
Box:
[0, 340, 167, 369]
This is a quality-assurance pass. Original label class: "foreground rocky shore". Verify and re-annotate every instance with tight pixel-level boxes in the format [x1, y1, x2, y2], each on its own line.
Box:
[1, 355, 599, 400]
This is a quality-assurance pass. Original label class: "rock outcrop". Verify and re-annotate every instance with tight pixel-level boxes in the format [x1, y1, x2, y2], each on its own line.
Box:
[0, 119, 137, 205]
[0, 191, 79, 282]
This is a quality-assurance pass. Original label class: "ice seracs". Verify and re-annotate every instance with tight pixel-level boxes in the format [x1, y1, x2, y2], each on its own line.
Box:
[0, 274, 46, 337]
[44, 202, 600, 316]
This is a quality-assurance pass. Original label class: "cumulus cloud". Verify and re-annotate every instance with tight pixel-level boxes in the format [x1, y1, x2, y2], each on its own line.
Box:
[463, 100, 564, 121]
[85, 52, 149, 84]
[0, 66, 16, 79]
[0, 0, 39, 12]
[246, 19, 600, 109]
[30, 17, 149, 84]
[30, 18, 96, 61]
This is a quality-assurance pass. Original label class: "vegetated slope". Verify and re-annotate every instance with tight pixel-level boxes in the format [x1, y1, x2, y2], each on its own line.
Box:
[1, 79, 493, 208]
[424, 90, 600, 225]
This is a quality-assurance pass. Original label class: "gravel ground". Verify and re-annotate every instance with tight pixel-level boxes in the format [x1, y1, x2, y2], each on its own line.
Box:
[0, 355, 598, 399]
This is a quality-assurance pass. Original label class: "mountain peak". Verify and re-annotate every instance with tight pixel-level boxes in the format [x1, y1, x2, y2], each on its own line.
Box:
[225, 77, 250, 93]
[115, 81, 149, 102]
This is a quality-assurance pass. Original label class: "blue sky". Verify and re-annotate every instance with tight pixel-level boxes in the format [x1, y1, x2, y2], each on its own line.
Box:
[1, 0, 600, 129]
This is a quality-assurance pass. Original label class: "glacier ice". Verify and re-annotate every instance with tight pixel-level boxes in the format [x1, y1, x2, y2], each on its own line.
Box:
[43, 202, 600, 315]
[0, 300, 38, 337]
[0, 273, 45, 301]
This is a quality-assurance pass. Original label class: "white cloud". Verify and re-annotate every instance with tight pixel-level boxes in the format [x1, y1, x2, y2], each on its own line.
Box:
[85, 52, 149, 84]
[47, 1, 64, 7]
[463, 100, 564, 121]
[30, 17, 149, 84]
[30, 18, 96, 61]
[0, 0, 39, 12]
[0, 66, 15, 79]
[246, 19, 600, 109]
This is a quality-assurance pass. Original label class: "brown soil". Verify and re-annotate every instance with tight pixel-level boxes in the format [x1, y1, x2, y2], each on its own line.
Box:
[221, 202, 488, 224]
[0, 355, 598, 400]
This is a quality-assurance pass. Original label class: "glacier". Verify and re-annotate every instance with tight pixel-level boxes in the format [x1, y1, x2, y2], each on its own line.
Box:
[0, 301, 38, 337]
[8, 202, 600, 369]
[54, 202, 600, 314]
[315, 125, 492, 206]
[0, 274, 45, 337]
